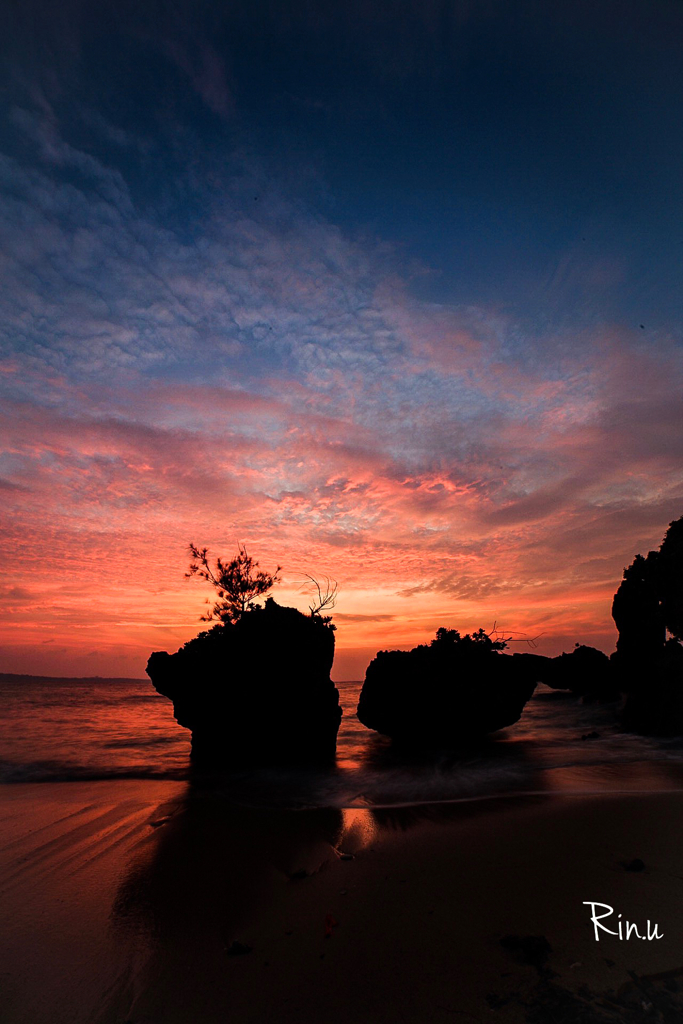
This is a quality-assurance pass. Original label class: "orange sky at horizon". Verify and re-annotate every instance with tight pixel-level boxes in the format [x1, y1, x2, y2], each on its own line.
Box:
[2, 323, 683, 681]
[0, 569, 621, 681]
[0, 506, 643, 681]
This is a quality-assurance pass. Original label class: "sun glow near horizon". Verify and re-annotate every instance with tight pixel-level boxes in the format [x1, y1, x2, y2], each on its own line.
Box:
[0, 340, 677, 678]
[0, 523, 623, 679]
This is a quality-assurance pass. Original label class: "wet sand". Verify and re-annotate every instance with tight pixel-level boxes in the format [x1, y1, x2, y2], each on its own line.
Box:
[2, 780, 683, 1023]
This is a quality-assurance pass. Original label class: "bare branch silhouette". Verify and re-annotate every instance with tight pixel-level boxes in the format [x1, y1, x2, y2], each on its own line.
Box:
[488, 621, 545, 648]
[302, 574, 338, 617]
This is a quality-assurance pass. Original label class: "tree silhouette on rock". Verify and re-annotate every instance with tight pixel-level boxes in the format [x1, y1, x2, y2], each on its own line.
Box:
[186, 543, 281, 624]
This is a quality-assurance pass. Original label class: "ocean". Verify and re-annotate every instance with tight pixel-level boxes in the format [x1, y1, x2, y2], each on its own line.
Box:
[2, 674, 683, 808]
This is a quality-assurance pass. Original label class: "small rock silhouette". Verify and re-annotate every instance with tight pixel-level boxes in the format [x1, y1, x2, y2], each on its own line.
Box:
[226, 941, 253, 956]
[622, 858, 645, 872]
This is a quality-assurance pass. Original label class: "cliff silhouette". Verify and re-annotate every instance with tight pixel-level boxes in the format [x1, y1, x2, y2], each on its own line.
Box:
[612, 515, 683, 735]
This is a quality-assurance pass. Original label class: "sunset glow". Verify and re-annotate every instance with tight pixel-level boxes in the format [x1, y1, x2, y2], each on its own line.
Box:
[2, 2, 683, 679]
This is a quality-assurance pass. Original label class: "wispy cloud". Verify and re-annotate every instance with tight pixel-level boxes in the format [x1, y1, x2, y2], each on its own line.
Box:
[1, 103, 682, 675]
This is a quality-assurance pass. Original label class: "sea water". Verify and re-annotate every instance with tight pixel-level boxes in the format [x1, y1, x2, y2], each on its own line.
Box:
[1, 675, 683, 807]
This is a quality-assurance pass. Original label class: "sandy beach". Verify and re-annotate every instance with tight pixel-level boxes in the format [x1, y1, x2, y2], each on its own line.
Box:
[2, 780, 683, 1023]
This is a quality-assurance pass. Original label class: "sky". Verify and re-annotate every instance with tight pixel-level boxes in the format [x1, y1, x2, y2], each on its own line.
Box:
[1, 0, 683, 679]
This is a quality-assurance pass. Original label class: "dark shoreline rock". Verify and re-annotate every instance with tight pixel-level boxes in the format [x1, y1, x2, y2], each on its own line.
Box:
[620, 640, 683, 737]
[356, 635, 540, 745]
[533, 645, 619, 701]
[146, 598, 342, 765]
[610, 516, 683, 735]
[356, 633, 624, 747]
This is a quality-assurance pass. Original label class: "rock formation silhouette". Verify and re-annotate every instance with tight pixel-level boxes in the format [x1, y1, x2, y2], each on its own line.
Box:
[147, 598, 342, 764]
[612, 515, 683, 735]
[532, 645, 618, 701]
[356, 628, 538, 745]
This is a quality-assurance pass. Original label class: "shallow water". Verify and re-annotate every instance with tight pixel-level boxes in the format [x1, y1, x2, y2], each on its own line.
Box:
[1, 675, 683, 807]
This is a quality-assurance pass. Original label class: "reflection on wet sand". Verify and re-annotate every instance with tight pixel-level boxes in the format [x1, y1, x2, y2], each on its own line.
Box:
[108, 774, 545, 1023]
[101, 758, 683, 1024]
[114, 778, 344, 936]
[107, 776, 376, 1022]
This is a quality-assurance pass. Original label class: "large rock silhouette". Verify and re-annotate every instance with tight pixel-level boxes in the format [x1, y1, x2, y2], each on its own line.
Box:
[612, 553, 665, 673]
[620, 639, 683, 736]
[147, 598, 342, 764]
[534, 645, 618, 700]
[611, 515, 683, 735]
[357, 629, 539, 745]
